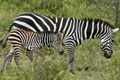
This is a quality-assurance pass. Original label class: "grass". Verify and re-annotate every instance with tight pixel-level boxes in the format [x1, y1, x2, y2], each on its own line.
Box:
[0, 38, 120, 80]
[0, 0, 120, 80]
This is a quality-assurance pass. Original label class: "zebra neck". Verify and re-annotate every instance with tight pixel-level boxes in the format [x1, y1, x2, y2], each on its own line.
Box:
[40, 33, 54, 47]
[47, 37, 54, 47]
[77, 19, 106, 44]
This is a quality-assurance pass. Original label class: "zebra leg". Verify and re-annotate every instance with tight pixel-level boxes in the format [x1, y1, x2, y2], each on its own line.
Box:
[26, 49, 33, 62]
[1, 46, 14, 73]
[14, 47, 22, 71]
[32, 49, 45, 62]
[32, 48, 45, 70]
[6, 54, 14, 69]
[65, 43, 75, 74]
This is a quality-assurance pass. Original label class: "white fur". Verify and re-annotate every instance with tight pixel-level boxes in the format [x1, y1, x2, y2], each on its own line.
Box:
[112, 28, 119, 33]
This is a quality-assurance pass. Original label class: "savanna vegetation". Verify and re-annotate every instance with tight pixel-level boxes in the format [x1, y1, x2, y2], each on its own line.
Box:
[0, 0, 120, 80]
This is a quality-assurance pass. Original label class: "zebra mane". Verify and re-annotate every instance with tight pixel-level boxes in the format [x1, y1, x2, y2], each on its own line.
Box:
[82, 18, 115, 29]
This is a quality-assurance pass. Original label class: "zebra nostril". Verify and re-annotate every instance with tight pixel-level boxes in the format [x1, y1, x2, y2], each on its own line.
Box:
[59, 51, 64, 55]
[104, 52, 111, 59]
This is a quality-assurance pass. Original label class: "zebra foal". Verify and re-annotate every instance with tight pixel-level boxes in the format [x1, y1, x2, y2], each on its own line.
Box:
[0, 29, 64, 73]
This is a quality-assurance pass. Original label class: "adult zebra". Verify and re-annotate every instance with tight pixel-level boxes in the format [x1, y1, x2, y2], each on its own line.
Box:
[2, 12, 119, 73]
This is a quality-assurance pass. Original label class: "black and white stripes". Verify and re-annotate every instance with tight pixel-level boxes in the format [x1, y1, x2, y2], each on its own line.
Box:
[3, 12, 120, 73]
[0, 29, 64, 73]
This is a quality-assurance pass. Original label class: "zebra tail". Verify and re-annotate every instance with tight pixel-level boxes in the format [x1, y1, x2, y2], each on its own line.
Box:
[0, 34, 9, 48]
[0, 22, 13, 48]
[0, 39, 3, 44]
[8, 22, 14, 33]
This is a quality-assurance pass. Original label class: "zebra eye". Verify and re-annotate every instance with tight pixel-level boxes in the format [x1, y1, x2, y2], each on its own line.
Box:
[112, 40, 114, 42]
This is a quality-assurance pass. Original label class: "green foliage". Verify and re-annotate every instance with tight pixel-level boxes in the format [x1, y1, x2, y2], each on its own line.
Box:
[0, 0, 120, 80]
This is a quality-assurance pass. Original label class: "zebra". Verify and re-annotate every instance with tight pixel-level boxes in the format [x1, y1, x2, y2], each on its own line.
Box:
[0, 29, 64, 73]
[1, 12, 119, 73]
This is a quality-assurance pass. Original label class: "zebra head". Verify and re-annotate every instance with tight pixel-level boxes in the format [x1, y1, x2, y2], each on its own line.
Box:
[100, 28, 119, 59]
[53, 32, 64, 55]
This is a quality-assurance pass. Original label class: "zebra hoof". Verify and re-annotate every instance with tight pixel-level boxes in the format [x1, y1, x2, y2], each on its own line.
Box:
[70, 68, 75, 74]
[1, 70, 3, 74]
[30, 59, 33, 62]
[18, 67, 22, 71]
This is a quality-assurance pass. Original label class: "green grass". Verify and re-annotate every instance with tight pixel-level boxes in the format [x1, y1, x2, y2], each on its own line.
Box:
[0, 0, 120, 80]
[0, 38, 120, 80]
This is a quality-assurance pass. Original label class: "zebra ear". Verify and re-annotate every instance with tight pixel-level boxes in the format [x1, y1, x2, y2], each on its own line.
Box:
[112, 28, 119, 34]
[56, 32, 63, 40]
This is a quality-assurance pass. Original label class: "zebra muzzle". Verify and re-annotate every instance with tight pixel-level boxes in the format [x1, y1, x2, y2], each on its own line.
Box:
[59, 50, 64, 55]
[104, 52, 112, 59]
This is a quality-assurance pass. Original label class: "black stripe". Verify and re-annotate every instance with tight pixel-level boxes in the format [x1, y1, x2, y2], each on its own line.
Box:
[82, 19, 86, 40]
[93, 20, 99, 38]
[64, 18, 74, 37]
[9, 34, 21, 41]
[61, 18, 68, 32]
[15, 17, 40, 32]
[101, 23, 106, 33]
[92, 21, 97, 38]
[87, 19, 92, 39]
[64, 18, 71, 36]
[13, 23, 33, 31]
[56, 18, 61, 32]
[97, 21, 102, 37]
[34, 13, 54, 31]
